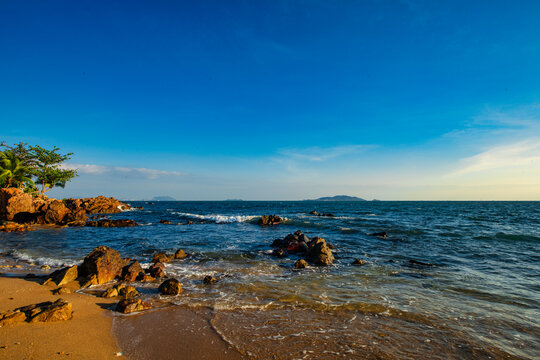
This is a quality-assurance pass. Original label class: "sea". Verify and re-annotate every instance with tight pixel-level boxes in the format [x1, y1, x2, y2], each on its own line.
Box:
[1, 201, 539, 359]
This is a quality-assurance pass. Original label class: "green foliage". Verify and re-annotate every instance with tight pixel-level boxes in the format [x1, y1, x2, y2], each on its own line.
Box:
[0, 150, 34, 188]
[0, 142, 78, 194]
[29, 145, 78, 194]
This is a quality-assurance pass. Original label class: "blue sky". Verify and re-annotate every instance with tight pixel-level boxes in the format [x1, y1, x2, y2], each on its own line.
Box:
[1, 0, 539, 200]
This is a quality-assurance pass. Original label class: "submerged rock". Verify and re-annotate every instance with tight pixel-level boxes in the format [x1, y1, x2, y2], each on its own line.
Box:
[85, 219, 138, 227]
[351, 259, 366, 266]
[0, 222, 33, 232]
[116, 298, 152, 314]
[203, 275, 217, 284]
[258, 215, 283, 226]
[409, 259, 435, 267]
[159, 219, 173, 224]
[294, 259, 308, 269]
[368, 231, 387, 238]
[158, 279, 183, 295]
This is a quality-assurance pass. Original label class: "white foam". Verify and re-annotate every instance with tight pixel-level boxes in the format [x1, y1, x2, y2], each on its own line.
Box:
[172, 212, 258, 223]
[8, 249, 77, 267]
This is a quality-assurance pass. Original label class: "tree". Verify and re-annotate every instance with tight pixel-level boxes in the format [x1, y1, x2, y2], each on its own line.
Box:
[0, 150, 34, 189]
[30, 145, 78, 194]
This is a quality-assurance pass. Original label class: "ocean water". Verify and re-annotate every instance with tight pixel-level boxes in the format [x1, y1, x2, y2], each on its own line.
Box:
[1, 201, 539, 359]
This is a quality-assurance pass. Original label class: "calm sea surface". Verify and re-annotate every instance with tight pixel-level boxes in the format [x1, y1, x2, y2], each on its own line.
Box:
[1, 201, 539, 359]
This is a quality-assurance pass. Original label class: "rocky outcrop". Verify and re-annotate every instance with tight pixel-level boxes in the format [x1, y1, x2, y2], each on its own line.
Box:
[116, 298, 152, 314]
[271, 230, 335, 266]
[258, 215, 283, 226]
[0, 188, 34, 221]
[158, 279, 183, 295]
[79, 246, 129, 284]
[0, 222, 33, 232]
[66, 196, 130, 214]
[85, 219, 138, 227]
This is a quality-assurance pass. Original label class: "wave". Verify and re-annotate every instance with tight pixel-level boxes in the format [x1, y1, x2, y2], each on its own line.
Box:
[171, 212, 258, 223]
[6, 249, 77, 267]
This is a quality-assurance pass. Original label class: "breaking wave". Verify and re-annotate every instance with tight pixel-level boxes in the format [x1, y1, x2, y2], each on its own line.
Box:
[172, 212, 258, 223]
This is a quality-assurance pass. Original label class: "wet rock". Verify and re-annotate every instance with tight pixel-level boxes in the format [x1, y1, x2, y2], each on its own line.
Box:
[40, 265, 51, 270]
[17, 299, 73, 323]
[368, 231, 387, 238]
[186, 221, 193, 225]
[307, 237, 334, 265]
[309, 211, 335, 217]
[309, 211, 319, 215]
[79, 246, 128, 284]
[148, 262, 166, 278]
[257, 215, 283, 226]
[203, 275, 217, 284]
[174, 249, 188, 259]
[271, 248, 285, 257]
[294, 259, 308, 269]
[121, 261, 143, 282]
[159, 219, 173, 225]
[137, 274, 156, 282]
[116, 298, 152, 314]
[0, 311, 27, 326]
[119, 286, 139, 299]
[152, 252, 172, 263]
[272, 230, 309, 254]
[46, 265, 78, 286]
[85, 219, 138, 227]
[409, 259, 435, 267]
[352, 259, 366, 266]
[78, 274, 98, 288]
[0, 222, 33, 232]
[158, 278, 183, 295]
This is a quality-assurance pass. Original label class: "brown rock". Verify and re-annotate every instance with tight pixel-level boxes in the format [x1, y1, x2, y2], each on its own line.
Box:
[158, 278, 183, 295]
[46, 265, 78, 286]
[294, 259, 308, 269]
[85, 219, 138, 227]
[78, 274, 98, 288]
[17, 299, 73, 323]
[307, 237, 334, 265]
[159, 219, 173, 224]
[149, 262, 166, 278]
[79, 246, 128, 284]
[257, 214, 283, 226]
[203, 275, 217, 284]
[0, 188, 34, 221]
[174, 249, 187, 259]
[152, 252, 172, 263]
[116, 298, 152, 314]
[0, 222, 33, 232]
[77, 196, 131, 214]
[352, 259, 365, 266]
[53, 287, 72, 295]
[121, 261, 143, 282]
[0, 311, 27, 326]
[102, 285, 124, 298]
[137, 274, 155, 282]
[119, 285, 139, 299]
[44, 200, 70, 224]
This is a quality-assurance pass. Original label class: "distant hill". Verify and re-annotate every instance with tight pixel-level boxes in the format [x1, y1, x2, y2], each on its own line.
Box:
[152, 196, 176, 201]
[307, 195, 367, 201]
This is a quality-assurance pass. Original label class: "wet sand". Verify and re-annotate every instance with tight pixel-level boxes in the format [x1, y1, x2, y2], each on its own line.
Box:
[113, 306, 246, 360]
[0, 276, 120, 359]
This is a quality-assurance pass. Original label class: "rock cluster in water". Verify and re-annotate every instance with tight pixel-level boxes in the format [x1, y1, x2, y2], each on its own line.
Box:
[271, 230, 335, 266]
[0, 188, 134, 230]
[309, 211, 336, 217]
[258, 214, 283, 226]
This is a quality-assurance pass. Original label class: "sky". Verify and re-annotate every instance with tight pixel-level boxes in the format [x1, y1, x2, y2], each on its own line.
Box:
[1, 0, 539, 200]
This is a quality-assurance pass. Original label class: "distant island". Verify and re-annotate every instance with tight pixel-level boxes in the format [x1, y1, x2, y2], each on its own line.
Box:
[152, 196, 176, 201]
[306, 195, 367, 201]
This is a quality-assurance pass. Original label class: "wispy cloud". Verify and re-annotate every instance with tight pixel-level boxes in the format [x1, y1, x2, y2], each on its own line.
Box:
[61, 163, 181, 179]
[448, 139, 540, 176]
[278, 145, 373, 162]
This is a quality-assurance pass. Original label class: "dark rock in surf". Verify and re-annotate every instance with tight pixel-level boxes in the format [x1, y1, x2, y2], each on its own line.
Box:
[116, 298, 152, 314]
[351, 259, 366, 266]
[174, 249, 188, 259]
[160, 219, 173, 225]
[148, 262, 166, 278]
[294, 259, 308, 269]
[152, 252, 173, 263]
[409, 259, 435, 267]
[85, 219, 138, 227]
[121, 260, 143, 282]
[258, 215, 283, 226]
[158, 278, 183, 295]
[368, 231, 387, 238]
[203, 275, 217, 284]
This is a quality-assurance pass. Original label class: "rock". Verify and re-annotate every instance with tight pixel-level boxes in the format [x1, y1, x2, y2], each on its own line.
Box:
[152, 252, 172, 263]
[158, 279, 183, 295]
[85, 219, 138, 227]
[271, 230, 309, 254]
[40, 265, 51, 270]
[44, 200, 70, 224]
[0, 311, 27, 326]
[78, 274, 98, 288]
[186, 221, 193, 225]
[0, 188, 34, 221]
[121, 261, 143, 282]
[79, 246, 128, 284]
[119, 286, 139, 299]
[320, 213, 335, 217]
[148, 262, 166, 278]
[16, 299, 73, 323]
[0, 222, 33, 232]
[137, 274, 156, 282]
[159, 219, 173, 225]
[46, 265, 78, 286]
[309, 211, 319, 215]
[271, 248, 285, 257]
[368, 231, 387, 238]
[73, 196, 131, 214]
[307, 237, 334, 265]
[53, 287, 72, 295]
[257, 215, 283, 226]
[203, 275, 217, 284]
[409, 259, 434, 267]
[102, 284, 124, 298]
[352, 259, 365, 266]
[294, 259, 308, 269]
[116, 298, 152, 314]
[174, 249, 187, 259]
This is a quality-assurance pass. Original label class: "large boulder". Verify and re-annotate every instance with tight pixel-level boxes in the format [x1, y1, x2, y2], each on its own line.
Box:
[0, 188, 34, 221]
[79, 246, 128, 284]
[44, 200, 70, 224]
[78, 196, 130, 214]
[44, 265, 79, 286]
[307, 237, 334, 265]
[158, 279, 183, 295]
[0, 311, 27, 326]
[121, 260, 143, 282]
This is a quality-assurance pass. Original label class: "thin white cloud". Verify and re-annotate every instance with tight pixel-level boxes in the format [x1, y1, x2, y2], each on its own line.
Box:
[278, 145, 373, 162]
[62, 163, 181, 179]
[448, 139, 540, 177]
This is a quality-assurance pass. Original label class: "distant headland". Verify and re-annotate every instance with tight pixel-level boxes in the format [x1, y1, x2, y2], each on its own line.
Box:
[305, 195, 367, 201]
